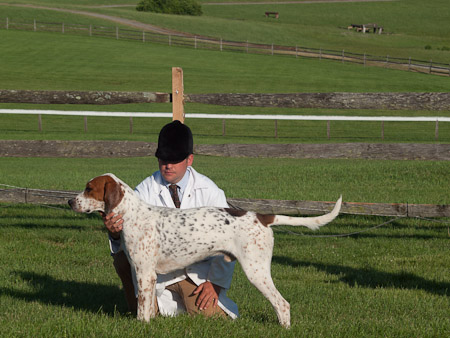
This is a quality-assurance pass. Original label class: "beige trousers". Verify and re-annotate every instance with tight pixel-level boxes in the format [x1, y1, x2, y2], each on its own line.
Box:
[113, 251, 226, 317]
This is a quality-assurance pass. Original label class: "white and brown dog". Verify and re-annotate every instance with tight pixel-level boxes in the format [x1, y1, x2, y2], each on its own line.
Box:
[69, 173, 342, 328]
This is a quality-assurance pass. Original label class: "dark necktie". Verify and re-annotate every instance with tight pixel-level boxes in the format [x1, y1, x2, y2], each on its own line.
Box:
[169, 184, 181, 208]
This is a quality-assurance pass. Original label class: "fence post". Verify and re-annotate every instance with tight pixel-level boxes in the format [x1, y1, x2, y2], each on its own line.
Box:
[220, 38, 222, 51]
[6, 17, 8, 30]
[116, 26, 119, 39]
[143, 31, 145, 43]
[274, 120, 278, 138]
[386, 55, 389, 67]
[319, 48, 322, 60]
[429, 60, 432, 74]
[62, 22, 64, 34]
[327, 120, 330, 139]
[342, 50, 344, 63]
[130, 117, 133, 134]
[194, 36, 197, 49]
[222, 119, 226, 136]
[38, 114, 42, 132]
[246, 40, 248, 53]
[84, 116, 88, 133]
[34, 19, 36, 32]
[381, 121, 384, 140]
[408, 57, 411, 71]
[89, 24, 92, 37]
[364, 53, 366, 67]
[172, 67, 184, 123]
[169, 34, 171, 46]
[435, 120, 439, 141]
[295, 45, 298, 58]
[272, 43, 274, 56]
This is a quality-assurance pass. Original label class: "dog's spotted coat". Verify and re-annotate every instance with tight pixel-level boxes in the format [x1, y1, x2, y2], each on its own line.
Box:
[69, 173, 342, 328]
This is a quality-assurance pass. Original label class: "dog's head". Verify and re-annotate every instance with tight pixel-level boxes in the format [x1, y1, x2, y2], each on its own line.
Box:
[68, 174, 124, 215]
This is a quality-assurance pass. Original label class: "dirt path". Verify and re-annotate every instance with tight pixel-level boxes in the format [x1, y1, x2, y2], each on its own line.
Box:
[0, 3, 186, 36]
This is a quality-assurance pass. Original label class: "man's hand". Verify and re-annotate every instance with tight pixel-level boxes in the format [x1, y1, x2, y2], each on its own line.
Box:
[193, 281, 221, 310]
[102, 212, 124, 240]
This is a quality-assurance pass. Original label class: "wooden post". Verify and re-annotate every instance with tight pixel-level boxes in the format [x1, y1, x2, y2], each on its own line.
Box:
[34, 19, 36, 32]
[429, 60, 432, 74]
[342, 50, 344, 63]
[38, 114, 42, 131]
[295, 45, 298, 58]
[84, 116, 88, 133]
[89, 25, 92, 36]
[172, 67, 184, 123]
[272, 43, 274, 56]
[143, 31, 145, 43]
[327, 120, 330, 139]
[116, 26, 119, 39]
[274, 119, 278, 138]
[222, 119, 226, 136]
[6, 17, 8, 30]
[408, 57, 411, 71]
[220, 38, 222, 51]
[195, 36, 197, 49]
[319, 48, 322, 60]
[62, 22, 64, 34]
[130, 117, 133, 134]
[169, 34, 171, 46]
[381, 121, 384, 140]
[364, 53, 366, 67]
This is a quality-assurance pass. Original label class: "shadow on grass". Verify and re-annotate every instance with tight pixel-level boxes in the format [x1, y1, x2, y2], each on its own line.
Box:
[1, 271, 127, 316]
[272, 256, 450, 297]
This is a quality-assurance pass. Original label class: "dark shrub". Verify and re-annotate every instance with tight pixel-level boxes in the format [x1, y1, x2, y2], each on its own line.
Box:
[136, 0, 202, 16]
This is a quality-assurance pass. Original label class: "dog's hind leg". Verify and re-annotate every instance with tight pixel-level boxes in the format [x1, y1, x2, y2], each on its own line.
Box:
[237, 238, 291, 328]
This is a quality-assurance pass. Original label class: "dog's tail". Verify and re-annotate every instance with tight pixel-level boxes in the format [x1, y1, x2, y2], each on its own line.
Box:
[269, 196, 342, 230]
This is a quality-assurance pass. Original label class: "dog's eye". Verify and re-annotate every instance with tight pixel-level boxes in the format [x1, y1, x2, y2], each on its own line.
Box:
[85, 187, 92, 193]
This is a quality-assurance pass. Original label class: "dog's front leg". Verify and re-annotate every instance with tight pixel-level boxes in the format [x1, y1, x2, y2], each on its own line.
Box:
[136, 270, 157, 322]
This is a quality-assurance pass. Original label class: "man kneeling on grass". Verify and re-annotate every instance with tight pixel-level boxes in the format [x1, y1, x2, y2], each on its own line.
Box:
[102, 120, 239, 319]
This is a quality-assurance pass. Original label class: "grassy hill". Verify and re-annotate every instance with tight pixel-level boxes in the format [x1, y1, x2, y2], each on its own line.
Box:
[2, 0, 449, 63]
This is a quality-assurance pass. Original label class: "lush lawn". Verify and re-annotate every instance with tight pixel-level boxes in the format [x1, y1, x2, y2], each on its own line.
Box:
[1, 156, 448, 205]
[1, 29, 449, 94]
[0, 203, 448, 337]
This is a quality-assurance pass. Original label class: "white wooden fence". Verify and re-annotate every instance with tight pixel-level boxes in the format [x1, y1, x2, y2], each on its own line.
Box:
[1, 109, 449, 140]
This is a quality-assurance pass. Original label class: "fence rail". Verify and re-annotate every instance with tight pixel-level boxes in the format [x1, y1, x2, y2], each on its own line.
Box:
[0, 185, 448, 217]
[1, 109, 448, 141]
[1, 109, 449, 122]
[1, 17, 449, 76]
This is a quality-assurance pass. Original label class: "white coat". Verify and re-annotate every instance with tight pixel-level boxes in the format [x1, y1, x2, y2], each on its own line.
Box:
[110, 167, 238, 319]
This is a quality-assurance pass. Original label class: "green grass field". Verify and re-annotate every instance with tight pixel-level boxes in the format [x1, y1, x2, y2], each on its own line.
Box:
[0, 1, 449, 336]
[0, 156, 448, 204]
[1, 204, 449, 337]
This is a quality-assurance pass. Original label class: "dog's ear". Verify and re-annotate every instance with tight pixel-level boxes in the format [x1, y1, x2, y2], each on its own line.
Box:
[104, 179, 124, 215]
